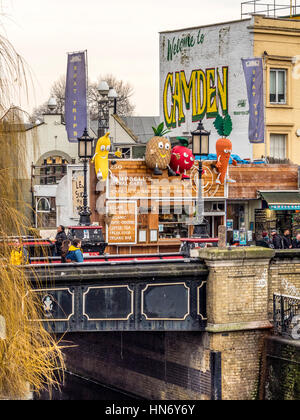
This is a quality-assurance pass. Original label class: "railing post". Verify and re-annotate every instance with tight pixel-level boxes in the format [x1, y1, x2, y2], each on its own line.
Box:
[280, 295, 285, 335]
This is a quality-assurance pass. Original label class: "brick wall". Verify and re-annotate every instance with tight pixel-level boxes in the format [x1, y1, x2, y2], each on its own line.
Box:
[63, 331, 213, 401]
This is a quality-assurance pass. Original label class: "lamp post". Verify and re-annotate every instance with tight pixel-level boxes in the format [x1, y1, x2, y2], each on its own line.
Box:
[78, 128, 94, 226]
[191, 120, 210, 238]
[97, 81, 118, 139]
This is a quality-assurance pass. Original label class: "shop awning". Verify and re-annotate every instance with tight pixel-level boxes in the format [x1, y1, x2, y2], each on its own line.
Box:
[260, 191, 300, 210]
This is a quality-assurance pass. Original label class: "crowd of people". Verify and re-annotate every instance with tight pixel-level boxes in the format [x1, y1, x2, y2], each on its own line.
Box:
[256, 229, 300, 250]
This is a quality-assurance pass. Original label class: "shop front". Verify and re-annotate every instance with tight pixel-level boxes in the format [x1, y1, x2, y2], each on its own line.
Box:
[90, 159, 227, 254]
[257, 191, 300, 237]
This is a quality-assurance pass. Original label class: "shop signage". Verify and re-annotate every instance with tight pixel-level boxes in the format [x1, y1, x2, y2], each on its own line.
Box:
[242, 58, 264, 144]
[106, 201, 137, 245]
[269, 205, 300, 211]
[72, 171, 84, 217]
[107, 161, 226, 200]
[226, 219, 233, 231]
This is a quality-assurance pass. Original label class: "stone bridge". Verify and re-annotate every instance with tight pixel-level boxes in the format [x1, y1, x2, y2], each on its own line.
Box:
[28, 248, 300, 400]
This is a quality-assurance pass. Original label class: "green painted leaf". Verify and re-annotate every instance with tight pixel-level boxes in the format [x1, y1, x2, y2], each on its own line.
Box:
[213, 114, 224, 137]
[223, 114, 233, 137]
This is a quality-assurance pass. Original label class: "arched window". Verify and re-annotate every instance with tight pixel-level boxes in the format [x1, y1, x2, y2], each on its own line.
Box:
[36, 197, 51, 212]
[35, 197, 56, 228]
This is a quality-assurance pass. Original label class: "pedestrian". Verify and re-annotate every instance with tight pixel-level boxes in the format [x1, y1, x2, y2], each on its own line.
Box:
[55, 225, 67, 257]
[256, 231, 270, 248]
[292, 233, 300, 249]
[65, 238, 84, 263]
[282, 229, 293, 249]
[270, 229, 283, 249]
[60, 239, 71, 263]
[10, 239, 30, 265]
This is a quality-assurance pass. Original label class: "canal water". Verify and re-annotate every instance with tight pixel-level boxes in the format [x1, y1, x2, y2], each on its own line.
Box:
[36, 371, 141, 400]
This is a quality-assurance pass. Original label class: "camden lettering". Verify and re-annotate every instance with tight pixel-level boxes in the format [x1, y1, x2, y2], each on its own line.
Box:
[163, 66, 229, 128]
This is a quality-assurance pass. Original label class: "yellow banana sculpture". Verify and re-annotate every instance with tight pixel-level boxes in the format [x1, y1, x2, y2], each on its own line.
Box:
[91, 132, 122, 181]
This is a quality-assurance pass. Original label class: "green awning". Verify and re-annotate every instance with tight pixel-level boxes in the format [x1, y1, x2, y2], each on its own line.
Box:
[260, 191, 300, 210]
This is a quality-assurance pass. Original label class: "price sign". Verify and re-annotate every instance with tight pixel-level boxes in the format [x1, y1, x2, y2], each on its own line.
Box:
[107, 201, 137, 245]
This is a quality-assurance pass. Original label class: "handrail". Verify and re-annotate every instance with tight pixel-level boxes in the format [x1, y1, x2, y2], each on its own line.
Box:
[273, 293, 300, 338]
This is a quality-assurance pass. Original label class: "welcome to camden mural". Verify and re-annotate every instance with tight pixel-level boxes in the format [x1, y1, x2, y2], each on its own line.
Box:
[163, 67, 228, 128]
[159, 22, 252, 159]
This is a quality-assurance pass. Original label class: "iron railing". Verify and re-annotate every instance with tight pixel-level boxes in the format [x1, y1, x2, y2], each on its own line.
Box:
[241, 0, 300, 19]
[273, 293, 300, 338]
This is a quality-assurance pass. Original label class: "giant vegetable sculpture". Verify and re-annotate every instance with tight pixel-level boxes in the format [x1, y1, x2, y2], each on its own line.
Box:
[145, 123, 175, 176]
[213, 114, 237, 185]
[170, 137, 195, 180]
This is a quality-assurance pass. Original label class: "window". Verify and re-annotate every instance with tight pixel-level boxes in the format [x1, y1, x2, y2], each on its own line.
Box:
[39, 156, 68, 185]
[270, 69, 286, 104]
[36, 197, 57, 228]
[270, 134, 287, 160]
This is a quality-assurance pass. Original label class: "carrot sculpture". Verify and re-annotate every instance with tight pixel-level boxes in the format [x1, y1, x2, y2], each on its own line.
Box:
[213, 114, 237, 185]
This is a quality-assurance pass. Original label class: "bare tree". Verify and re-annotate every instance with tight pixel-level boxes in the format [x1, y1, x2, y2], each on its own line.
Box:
[30, 74, 135, 123]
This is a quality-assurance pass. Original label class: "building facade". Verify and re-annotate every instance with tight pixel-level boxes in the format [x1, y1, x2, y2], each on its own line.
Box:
[159, 15, 300, 163]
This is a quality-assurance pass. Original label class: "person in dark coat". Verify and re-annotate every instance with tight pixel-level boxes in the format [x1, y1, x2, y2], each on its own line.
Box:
[256, 231, 270, 248]
[282, 229, 293, 249]
[55, 225, 67, 257]
[292, 233, 300, 249]
[270, 229, 283, 249]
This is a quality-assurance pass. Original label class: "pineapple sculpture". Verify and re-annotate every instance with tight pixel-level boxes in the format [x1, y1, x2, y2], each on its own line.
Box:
[145, 122, 176, 176]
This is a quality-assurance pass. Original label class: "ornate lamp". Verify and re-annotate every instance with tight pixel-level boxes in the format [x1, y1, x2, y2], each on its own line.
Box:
[77, 128, 94, 226]
[191, 120, 210, 156]
[191, 120, 210, 238]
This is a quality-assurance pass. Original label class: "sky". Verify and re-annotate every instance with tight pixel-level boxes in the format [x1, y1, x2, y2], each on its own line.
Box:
[2, 0, 245, 117]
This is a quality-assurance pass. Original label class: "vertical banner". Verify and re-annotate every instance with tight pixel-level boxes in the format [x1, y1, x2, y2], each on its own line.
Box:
[65, 51, 87, 142]
[242, 58, 265, 144]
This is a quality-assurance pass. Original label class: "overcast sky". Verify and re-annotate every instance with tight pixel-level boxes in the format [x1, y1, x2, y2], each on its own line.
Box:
[3, 0, 245, 116]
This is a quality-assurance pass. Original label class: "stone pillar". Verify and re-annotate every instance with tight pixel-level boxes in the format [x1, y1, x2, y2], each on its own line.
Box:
[198, 247, 275, 400]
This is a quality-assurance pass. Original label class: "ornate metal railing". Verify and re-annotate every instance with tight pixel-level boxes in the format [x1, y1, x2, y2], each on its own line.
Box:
[273, 293, 300, 338]
[241, 1, 300, 19]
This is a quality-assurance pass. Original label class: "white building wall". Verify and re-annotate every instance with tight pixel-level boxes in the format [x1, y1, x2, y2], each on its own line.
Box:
[159, 18, 254, 159]
[24, 114, 82, 179]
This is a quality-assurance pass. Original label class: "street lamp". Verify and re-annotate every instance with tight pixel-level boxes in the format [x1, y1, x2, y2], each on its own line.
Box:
[191, 120, 211, 238]
[78, 128, 94, 226]
[47, 97, 57, 113]
[97, 82, 118, 138]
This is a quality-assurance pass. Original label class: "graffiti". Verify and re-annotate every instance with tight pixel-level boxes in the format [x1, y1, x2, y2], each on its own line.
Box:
[167, 30, 205, 62]
[163, 67, 228, 128]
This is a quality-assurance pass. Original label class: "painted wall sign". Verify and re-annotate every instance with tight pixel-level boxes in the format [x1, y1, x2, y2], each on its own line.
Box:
[106, 201, 137, 245]
[167, 30, 205, 62]
[160, 20, 253, 159]
[163, 67, 228, 128]
[65, 51, 87, 142]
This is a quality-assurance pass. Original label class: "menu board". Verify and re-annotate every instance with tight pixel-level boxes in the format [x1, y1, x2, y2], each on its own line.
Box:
[106, 201, 137, 245]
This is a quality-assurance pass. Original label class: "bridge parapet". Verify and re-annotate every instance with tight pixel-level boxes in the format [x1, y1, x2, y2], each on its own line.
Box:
[27, 259, 208, 333]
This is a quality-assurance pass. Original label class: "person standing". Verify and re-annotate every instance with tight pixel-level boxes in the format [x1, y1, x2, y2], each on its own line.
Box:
[270, 229, 283, 249]
[282, 229, 293, 249]
[55, 225, 67, 257]
[66, 239, 84, 263]
[256, 232, 271, 248]
[292, 233, 300, 249]
[10, 239, 30, 265]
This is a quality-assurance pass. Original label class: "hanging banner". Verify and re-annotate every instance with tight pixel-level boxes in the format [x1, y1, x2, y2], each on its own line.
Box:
[65, 51, 87, 142]
[242, 58, 265, 144]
